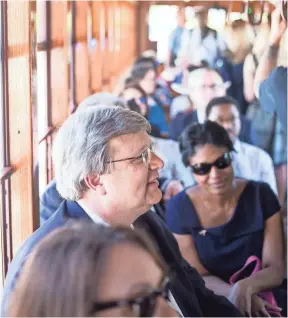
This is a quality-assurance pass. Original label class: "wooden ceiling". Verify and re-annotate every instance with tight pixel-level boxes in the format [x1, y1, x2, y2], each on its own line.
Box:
[150, 1, 275, 13]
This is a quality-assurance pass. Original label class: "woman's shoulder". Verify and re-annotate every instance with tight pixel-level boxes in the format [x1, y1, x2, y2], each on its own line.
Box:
[235, 179, 267, 197]
[235, 179, 279, 210]
[186, 184, 201, 198]
[167, 185, 198, 209]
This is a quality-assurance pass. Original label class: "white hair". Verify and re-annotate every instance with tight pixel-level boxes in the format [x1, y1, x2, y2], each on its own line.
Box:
[53, 106, 151, 201]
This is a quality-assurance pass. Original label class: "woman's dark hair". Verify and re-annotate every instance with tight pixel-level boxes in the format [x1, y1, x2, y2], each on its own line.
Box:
[205, 96, 240, 118]
[121, 83, 149, 116]
[134, 56, 157, 69]
[130, 63, 155, 82]
[179, 121, 235, 167]
[6, 222, 166, 317]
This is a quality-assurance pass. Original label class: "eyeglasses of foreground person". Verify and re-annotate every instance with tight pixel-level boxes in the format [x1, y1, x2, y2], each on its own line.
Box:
[6, 223, 178, 317]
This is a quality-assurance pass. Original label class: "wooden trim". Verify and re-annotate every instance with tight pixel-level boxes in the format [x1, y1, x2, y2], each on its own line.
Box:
[69, 1, 76, 114]
[29, 0, 40, 231]
[0, 0, 12, 276]
[38, 126, 55, 144]
[0, 166, 14, 182]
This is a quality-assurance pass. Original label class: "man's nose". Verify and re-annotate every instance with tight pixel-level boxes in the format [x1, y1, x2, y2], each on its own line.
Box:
[149, 152, 164, 170]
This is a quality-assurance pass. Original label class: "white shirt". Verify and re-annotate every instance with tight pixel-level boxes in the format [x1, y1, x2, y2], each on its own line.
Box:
[179, 28, 226, 67]
[170, 95, 191, 119]
[77, 200, 183, 316]
[175, 139, 278, 195]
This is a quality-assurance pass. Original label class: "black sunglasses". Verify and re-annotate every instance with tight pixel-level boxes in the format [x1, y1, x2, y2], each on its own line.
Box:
[91, 276, 170, 317]
[191, 152, 232, 176]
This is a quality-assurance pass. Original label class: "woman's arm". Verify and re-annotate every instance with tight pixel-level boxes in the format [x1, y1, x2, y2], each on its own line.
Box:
[237, 212, 285, 294]
[243, 54, 256, 103]
[174, 233, 232, 297]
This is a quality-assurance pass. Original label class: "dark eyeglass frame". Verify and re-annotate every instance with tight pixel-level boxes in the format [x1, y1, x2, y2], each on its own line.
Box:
[191, 152, 232, 176]
[90, 276, 170, 317]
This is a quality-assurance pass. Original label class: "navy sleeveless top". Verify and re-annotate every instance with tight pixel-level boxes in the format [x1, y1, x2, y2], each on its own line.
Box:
[165, 181, 280, 282]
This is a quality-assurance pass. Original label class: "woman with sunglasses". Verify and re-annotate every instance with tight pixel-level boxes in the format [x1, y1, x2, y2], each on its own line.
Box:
[165, 121, 286, 317]
[6, 223, 177, 317]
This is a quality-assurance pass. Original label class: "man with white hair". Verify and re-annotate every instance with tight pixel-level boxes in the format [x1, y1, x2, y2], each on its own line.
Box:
[2, 107, 241, 317]
[39, 92, 183, 224]
[169, 67, 251, 144]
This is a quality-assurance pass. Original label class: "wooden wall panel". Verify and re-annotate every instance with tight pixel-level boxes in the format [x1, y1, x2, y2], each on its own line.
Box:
[75, 1, 90, 104]
[6, 1, 34, 252]
[90, 1, 105, 93]
[2, 0, 139, 261]
[50, 48, 69, 127]
[75, 43, 90, 104]
[50, 1, 69, 127]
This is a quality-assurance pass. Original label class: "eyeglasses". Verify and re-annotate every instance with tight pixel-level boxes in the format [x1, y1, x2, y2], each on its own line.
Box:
[198, 84, 225, 91]
[91, 276, 170, 317]
[107, 145, 154, 167]
[191, 152, 232, 175]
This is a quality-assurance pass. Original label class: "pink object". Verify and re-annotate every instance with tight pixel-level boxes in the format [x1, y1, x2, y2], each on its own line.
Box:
[229, 256, 282, 317]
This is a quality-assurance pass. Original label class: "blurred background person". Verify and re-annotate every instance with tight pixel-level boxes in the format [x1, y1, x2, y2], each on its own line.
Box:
[254, 5, 287, 208]
[169, 67, 230, 141]
[129, 64, 169, 136]
[167, 7, 186, 67]
[216, 19, 254, 115]
[179, 6, 227, 68]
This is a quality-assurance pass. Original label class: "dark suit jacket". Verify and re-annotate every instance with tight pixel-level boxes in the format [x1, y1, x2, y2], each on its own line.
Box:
[3, 197, 241, 316]
[40, 179, 170, 225]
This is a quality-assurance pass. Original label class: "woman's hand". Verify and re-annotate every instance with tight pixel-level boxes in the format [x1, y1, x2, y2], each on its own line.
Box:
[250, 294, 281, 317]
[228, 281, 282, 317]
[228, 280, 254, 316]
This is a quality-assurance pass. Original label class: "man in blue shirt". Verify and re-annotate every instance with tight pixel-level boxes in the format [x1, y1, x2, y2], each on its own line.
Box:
[254, 5, 287, 206]
[167, 7, 186, 66]
[254, 5, 287, 134]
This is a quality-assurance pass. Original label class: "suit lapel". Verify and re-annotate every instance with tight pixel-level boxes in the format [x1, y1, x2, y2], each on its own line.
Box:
[65, 201, 93, 221]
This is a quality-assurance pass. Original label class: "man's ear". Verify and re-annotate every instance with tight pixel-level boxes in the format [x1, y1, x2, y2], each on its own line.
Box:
[84, 175, 100, 191]
[84, 175, 106, 196]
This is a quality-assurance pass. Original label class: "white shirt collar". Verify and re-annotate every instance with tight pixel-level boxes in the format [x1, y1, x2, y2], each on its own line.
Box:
[77, 200, 109, 226]
[77, 199, 134, 229]
[233, 138, 242, 153]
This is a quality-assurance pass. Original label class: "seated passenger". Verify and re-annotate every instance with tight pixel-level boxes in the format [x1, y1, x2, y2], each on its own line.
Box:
[39, 93, 182, 224]
[165, 121, 286, 317]
[6, 223, 176, 317]
[130, 64, 169, 136]
[121, 84, 161, 138]
[179, 97, 277, 192]
[169, 67, 252, 144]
[206, 96, 277, 194]
[133, 55, 173, 107]
[2, 107, 241, 317]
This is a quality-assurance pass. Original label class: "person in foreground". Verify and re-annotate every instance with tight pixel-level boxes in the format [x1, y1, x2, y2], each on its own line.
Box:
[165, 121, 286, 317]
[6, 223, 177, 317]
[2, 106, 241, 317]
